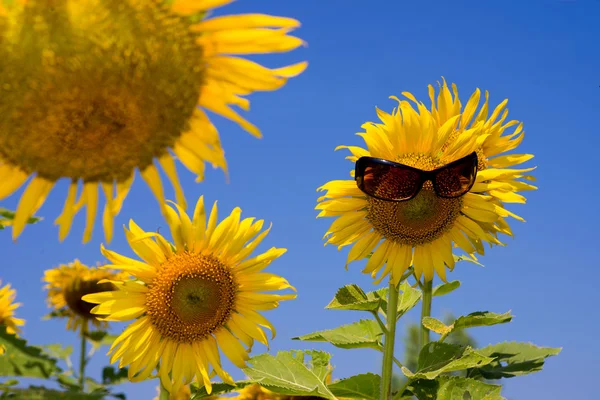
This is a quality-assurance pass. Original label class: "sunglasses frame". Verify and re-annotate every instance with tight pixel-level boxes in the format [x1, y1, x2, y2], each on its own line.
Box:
[354, 152, 479, 202]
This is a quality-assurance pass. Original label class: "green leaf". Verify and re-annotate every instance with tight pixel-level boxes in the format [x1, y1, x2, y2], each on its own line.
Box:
[241, 350, 335, 399]
[437, 377, 504, 399]
[0, 208, 42, 230]
[421, 317, 452, 336]
[0, 379, 19, 388]
[405, 378, 435, 400]
[191, 382, 250, 399]
[328, 373, 380, 400]
[0, 386, 105, 399]
[453, 311, 512, 331]
[83, 331, 110, 343]
[409, 377, 504, 400]
[56, 373, 80, 391]
[101, 366, 129, 386]
[40, 344, 73, 365]
[85, 377, 111, 394]
[431, 312, 513, 340]
[472, 342, 561, 379]
[432, 281, 461, 297]
[292, 320, 383, 351]
[85, 331, 119, 357]
[325, 285, 386, 312]
[394, 282, 422, 319]
[42, 309, 71, 320]
[454, 254, 484, 267]
[401, 343, 494, 380]
[0, 326, 60, 379]
[325, 282, 421, 320]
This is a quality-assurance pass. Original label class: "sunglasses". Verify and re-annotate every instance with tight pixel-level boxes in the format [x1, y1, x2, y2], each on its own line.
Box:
[355, 152, 478, 202]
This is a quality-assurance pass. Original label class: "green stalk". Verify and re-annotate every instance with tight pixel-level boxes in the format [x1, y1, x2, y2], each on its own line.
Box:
[159, 380, 170, 400]
[380, 280, 400, 400]
[79, 326, 87, 392]
[420, 280, 433, 349]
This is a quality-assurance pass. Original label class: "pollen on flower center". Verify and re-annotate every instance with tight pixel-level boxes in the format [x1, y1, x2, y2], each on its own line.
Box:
[0, 1, 205, 182]
[146, 252, 237, 343]
[367, 153, 462, 246]
[64, 279, 115, 319]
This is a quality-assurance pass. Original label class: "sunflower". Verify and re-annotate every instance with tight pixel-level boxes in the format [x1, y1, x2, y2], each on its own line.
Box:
[0, 0, 306, 244]
[43, 260, 128, 333]
[82, 196, 296, 393]
[316, 79, 536, 284]
[0, 280, 25, 337]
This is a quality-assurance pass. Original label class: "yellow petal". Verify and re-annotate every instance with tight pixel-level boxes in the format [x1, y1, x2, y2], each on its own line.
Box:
[12, 177, 53, 240]
[158, 155, 187, 211]
[363, 241, 390, 275]
[140, 164, 167, 216]
[214, 328, 249, 368]
[54, 182, 79, 242]
[171, 0, 234, 15]
[0, 164, 29, 200]
[101, 182, 115, 244]
[197, 14, 300, 31]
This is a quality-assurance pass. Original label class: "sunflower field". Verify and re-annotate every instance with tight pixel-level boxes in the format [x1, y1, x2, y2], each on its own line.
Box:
[2, 0, 596, 399]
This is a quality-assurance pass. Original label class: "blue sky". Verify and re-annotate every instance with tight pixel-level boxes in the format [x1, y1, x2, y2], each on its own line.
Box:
[2, 0, 599, 399]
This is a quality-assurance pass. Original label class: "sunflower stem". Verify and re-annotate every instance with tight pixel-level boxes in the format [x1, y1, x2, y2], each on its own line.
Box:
[159, 380, 170, 400]
[420, 280, 433, 349]
[372, 311, 389, 335]
[78, 326, 87, 392]
[380, 279, 399, 400]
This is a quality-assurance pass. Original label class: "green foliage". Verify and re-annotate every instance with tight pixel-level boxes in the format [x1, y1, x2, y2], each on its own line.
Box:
[85, 331, 119, 357]
[191, 382, 250, 399]
[327, 373, 381, 400]
[392, 282, 422, 319]
[0, 386, 106, 399]
[421, 317, 452, 336]
[325, 282, 421, 318]
[453, 254, 484, 267]
[101, 367, 129, 386]
[401, 343, 494, 380]
[432, 281, 461, 297]
[452, 312, 513, 331]
[42, 309, 72, 320]
[423, 312, 513, 342]
[326, 284, 386, 312]
[409, 377, 504, 400]
[470, 342, 561, 380]
[0, 327, 60, 379]
[293, 320, 383, 351]
[0, 326, 127, 399]
[240, 350, 335, 399]
[0, 208, 42, 231]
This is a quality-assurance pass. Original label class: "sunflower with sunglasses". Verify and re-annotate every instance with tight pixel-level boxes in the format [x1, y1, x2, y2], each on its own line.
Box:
[316, 79, 536, 284]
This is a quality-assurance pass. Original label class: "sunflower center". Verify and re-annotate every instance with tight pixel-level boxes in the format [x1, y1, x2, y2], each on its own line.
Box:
[367, 154, 462, 246]
[0, 1, 205, 182]
[64, 279, 115, 319]
[146, 252, 237, 343]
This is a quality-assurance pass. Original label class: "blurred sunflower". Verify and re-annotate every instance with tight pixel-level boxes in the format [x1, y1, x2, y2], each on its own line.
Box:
[0, 0, 306, 243]
[43, 260, 128, 333]
[316, 79, 536, 283]
[83, 196, 295, 393]
[0, 280, 25, 336]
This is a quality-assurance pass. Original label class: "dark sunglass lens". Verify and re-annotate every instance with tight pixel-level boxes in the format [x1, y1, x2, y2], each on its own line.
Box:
[434, 156, 477, 198]
[359, 161, 421, 201]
